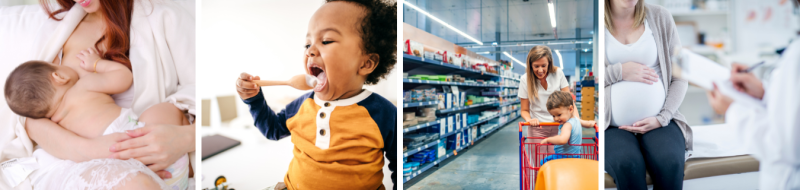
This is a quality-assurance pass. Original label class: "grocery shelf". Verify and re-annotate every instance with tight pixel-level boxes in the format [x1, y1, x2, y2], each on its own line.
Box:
[403, 101, 439, 108]
[403, 54, 500, 79]
[403, 78, 502, 88]
[403, 140, 439, 157]
[403, 120, 440, 134]
[499, 100, 521, 107]
[403, 115, 521, 183]
[436, 101, 498, 114]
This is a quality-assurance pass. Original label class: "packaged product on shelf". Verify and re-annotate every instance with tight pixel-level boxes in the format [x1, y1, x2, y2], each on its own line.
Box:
[462, 112, 468, 128]
[460, 92, 466, 106]
[445, 93, 453, 109]
[412, 89, 424, 102]
[437, 93, 446, 109]
[427, 88, 437, 101]
[434, 51, 445, 62]
[454, 114, 461, 130]
[438, 139, 446, 158]
[429, 122, 445, 136]
[403, 163, 412, 177]
[423, 51, 435, 60]
[439, 117, 448, 133]
[405, 39, 423, 57]
[403, 90, 411, 102]
[471, 126, 478, 141]
[447, 115, 454, 133]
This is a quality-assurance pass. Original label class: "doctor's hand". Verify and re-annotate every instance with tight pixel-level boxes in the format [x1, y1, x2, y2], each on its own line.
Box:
[730, 64, 765, 100]
[707, 83, 734, 115]
[236, 72, 261, 100]
[526, 118, 540, 128]
[621, 62, 658, 85]
[619, 117, 660, 134]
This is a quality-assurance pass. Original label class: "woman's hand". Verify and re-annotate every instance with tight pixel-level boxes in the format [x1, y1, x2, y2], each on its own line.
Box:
[236, 72, 261, 100]
[621, 62, 658, 84]
[526, 118, 540, 128]
[110, 124, 195, 179]
[76, 47, 101, 72]
[730, 64, 765, 100]
[707, 83, 734, 115]
[619, 117, 660, 134]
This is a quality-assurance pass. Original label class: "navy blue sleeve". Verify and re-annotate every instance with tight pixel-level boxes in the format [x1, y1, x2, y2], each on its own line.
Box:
[357, 94, 397, 190]
[241, 89, 308, 140]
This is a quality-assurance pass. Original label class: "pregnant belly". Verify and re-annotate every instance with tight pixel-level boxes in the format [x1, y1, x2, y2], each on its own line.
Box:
[610, 79, 666, 126]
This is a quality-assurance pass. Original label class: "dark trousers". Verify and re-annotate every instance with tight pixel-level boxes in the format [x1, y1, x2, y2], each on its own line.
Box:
[605, 120, 686, 190]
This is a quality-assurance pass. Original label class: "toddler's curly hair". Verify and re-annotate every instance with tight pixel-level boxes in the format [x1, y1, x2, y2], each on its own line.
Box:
[326, 0, 397, 85]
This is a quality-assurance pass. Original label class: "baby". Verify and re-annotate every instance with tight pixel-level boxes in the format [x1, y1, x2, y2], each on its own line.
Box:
[235, 0, 397, 189]
[539, 91, 583, 165]
[4, 49, 189, 190]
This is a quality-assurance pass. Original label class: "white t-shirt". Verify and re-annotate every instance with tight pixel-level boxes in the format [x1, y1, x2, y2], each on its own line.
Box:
[606, 20, 666, 126]
[518, 68, 570, 122]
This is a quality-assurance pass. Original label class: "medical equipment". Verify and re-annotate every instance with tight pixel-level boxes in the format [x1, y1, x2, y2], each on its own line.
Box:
[519, 122, 598, 190]
[253, 74, 317, 90]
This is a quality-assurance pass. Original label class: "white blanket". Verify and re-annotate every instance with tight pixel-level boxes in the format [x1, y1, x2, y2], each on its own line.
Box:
[689, 123, 752, 159]
[0, 1, 196, 189]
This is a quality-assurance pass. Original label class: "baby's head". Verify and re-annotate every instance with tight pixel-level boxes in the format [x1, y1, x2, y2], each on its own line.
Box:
[546, 91, 575, 124]
[5, 60, 79, 118]
[305, 0, 396, 101]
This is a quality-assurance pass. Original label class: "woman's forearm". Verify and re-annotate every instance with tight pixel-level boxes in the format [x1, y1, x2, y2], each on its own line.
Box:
[26, 118, 108, 162]
[656, 77, 689, 126]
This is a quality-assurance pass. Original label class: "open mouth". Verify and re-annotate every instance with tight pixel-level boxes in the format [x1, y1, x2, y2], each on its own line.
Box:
[307, 63, 328, 92]
[78, 0, 91, 7]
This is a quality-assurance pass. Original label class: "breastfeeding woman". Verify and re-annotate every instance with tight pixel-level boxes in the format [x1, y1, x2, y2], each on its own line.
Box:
[519, 45, 594, 141]
[603, 0, 691, 189]
[4, 0, 196, 189]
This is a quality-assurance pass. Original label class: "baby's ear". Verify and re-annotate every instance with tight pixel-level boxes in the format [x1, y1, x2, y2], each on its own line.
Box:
[358, 53, 380, 76]
[51, 71, 69, 85]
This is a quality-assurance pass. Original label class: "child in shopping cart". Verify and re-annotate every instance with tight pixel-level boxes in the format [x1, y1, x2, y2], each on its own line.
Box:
[538, 91, 583, 165]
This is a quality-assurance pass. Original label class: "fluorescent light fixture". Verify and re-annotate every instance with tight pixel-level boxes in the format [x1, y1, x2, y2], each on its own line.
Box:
[503, 51, 526, 68]
[547, 1, 556, 28]
[555, 50, 563, 68]
[403, 1, 483, 45]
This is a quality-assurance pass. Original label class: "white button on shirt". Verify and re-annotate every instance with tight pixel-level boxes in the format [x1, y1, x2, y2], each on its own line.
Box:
[517, 68, 569, 122]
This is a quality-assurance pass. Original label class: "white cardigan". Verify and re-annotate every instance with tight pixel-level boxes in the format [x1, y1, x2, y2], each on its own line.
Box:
[0, 1, 195, 189]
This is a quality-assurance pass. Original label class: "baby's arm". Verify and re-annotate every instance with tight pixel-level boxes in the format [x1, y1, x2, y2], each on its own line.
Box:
[75, 48, 133, 94]
[242, 89, 292, 140]
[26, 118, 125, 162]
[541, 123, 572, 145]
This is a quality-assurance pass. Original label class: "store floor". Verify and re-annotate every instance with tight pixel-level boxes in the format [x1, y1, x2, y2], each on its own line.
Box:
[405, 117, 524, 190]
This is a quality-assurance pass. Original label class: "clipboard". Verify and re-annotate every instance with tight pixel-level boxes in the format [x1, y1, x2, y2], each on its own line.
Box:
[671, 48, 763, 107]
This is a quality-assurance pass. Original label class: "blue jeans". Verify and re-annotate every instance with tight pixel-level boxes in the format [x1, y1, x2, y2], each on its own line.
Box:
[605, 120, 686, 190]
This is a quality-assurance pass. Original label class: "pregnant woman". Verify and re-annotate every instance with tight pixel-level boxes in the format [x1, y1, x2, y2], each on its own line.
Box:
[603, 0, 691, 189]
[519, 45, 594, 140]
[6, 0, 196, 189]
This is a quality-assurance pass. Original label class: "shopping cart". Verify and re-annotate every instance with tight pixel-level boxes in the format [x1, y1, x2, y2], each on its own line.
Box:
[519, 122, 599, 190]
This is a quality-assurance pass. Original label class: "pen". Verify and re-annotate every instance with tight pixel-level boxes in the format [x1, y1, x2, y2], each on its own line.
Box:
[739, 61, 765, 73]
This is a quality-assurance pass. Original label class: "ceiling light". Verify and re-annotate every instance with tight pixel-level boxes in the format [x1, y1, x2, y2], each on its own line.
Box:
[547, 1, 556, 28]
[503, 51, 526, 68]
[404, 1, 483, 45]
[555, 50, 563, 68]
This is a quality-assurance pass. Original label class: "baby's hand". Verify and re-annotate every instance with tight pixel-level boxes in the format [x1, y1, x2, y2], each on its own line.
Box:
[540, 139, 549, 145]
[76, 47, 102, 72]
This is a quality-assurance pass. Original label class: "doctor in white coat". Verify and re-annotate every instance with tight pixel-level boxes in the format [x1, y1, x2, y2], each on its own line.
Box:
[706, 37, 800, 189]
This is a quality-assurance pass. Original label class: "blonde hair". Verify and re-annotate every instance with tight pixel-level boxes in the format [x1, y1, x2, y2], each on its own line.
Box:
[604, 0, 646, 34]
[525, 45, 557, 102]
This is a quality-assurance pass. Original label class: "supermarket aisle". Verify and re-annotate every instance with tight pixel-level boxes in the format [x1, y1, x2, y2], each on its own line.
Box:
[405, 117, 524, 190]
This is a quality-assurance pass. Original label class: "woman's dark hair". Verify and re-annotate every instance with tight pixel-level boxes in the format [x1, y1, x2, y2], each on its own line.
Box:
[41, 0, 134, 70]
[326, 0, 397, 85]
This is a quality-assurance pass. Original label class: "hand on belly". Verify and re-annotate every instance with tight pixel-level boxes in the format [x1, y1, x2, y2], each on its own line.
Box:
[610, 79, 666, 126]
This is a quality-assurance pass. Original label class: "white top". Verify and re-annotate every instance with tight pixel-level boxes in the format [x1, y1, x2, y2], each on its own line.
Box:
[606, 20, 665, 126]
[518, 68, 569, 122]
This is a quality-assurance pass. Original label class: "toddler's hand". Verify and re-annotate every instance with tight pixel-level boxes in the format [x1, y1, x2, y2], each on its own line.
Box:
[540, 139, 549, 144]
[76, 47, 102, 72]
[236, 72, 261, 100]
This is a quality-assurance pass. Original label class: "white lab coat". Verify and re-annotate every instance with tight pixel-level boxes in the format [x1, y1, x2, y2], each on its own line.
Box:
[726, 38, 800, 189]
